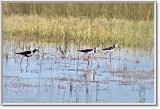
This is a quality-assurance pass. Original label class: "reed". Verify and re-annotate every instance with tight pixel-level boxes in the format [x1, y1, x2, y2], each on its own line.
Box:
[3, 3, 154, 49]
[3, 3, 154, 21]
[3, 15, 154, 49]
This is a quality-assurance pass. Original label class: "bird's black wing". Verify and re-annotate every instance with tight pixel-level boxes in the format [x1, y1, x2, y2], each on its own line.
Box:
[77, 49, 93, 53]
[16, 51, 31, 55]
[102, 47, 113, 50]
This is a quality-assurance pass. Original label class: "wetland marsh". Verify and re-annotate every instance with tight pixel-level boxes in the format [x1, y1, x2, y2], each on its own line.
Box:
[2, 37, 154, 103]
[2, 3, 155, 104]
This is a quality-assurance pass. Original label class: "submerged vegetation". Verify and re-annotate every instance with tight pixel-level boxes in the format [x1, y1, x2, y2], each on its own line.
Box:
[3, 3, 154, 49]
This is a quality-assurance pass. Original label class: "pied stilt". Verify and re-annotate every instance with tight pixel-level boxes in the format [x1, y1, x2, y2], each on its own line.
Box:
[16, 48, 39, 62]
[16, 48, 39, 57]
[77, 47, 100, 64]
[102, 44, 118, 61]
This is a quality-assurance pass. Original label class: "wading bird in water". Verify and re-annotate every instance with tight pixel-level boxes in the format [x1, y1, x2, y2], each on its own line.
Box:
[102, 44, 119, 62]
[77, 47, 100, 65]
[16, 48, 39, 62]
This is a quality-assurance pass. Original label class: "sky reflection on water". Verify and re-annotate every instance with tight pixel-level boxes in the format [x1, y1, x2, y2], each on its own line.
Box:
[2, 39, 155, 104]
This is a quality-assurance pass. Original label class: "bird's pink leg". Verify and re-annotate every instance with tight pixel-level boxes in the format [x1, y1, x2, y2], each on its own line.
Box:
[104, 52, 107, 60]
[110, 53, 111, 59]
[83, 54, 89, 64]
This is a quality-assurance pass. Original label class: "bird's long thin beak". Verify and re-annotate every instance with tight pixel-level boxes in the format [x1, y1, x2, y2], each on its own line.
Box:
[98, 49, 102, 53]
[37, 50, 41, 53]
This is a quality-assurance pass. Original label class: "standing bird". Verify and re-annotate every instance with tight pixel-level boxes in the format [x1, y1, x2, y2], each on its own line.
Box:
[16, 48, 39, 62]
[77, 47, 100, 65]
[102, 44, 118, 61]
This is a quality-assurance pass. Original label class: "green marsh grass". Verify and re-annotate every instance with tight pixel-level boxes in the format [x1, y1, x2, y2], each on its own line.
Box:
[3, 15, 154, 49]
[3, 3, 154, 21]
[3, 3, 154, 49]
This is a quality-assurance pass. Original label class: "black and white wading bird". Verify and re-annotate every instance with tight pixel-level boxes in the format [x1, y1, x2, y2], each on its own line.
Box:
[102, 44, 118, 61]
[77, 47, 100, 64]
[16, 48, 39, 62]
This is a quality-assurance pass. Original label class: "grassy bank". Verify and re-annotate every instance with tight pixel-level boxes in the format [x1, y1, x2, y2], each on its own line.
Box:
[3, 15, 154, 49]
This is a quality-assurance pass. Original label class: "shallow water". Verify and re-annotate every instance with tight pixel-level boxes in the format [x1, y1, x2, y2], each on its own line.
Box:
[2, 39, 155, 104]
